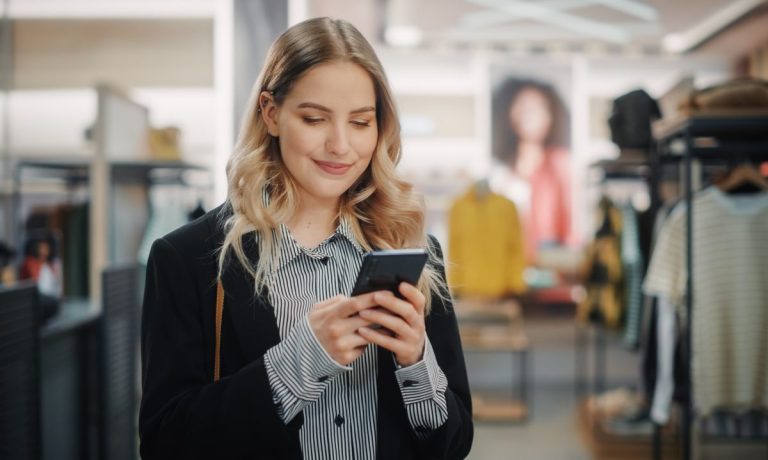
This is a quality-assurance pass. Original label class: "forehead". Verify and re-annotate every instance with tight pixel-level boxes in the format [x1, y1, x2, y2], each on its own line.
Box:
[514, 87, 548, 105]
[284, 61, 376, 108]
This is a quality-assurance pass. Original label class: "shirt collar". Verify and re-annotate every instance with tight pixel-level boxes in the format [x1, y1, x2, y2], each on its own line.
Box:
[274, 215, 365, 271]
[336, 215, 366, 256]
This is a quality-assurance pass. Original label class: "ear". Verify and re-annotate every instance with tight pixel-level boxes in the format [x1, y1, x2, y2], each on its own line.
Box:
[259, 91, 280, 137]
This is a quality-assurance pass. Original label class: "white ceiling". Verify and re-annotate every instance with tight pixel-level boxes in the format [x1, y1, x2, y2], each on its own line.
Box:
[6, 0, 767, 56]
[309, 0, 768, 55]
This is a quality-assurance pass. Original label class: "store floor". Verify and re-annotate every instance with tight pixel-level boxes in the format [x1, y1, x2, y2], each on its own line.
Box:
[465, 316, 640, 460]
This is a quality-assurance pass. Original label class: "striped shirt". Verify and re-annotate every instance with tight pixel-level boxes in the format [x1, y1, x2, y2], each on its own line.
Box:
[263, 218, 449, 460]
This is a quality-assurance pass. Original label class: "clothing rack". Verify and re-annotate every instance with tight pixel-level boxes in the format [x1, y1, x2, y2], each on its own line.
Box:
[578, 158, 651, 423]
[651, 112, 768, 460]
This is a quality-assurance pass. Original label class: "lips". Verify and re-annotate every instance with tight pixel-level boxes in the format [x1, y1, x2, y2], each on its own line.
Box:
[314, 160, 352, 175]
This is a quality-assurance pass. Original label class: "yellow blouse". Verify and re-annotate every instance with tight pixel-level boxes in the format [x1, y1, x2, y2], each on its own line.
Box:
[448, 185, 526, 298]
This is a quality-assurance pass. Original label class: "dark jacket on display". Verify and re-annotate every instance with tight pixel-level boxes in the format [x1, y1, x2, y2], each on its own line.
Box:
[608, 89, 662, 151]
[138, 204, 474, 459]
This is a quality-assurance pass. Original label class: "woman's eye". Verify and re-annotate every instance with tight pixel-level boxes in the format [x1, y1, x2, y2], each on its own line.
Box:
[351, 119, 372, 127]
[303, 117, 323, 125]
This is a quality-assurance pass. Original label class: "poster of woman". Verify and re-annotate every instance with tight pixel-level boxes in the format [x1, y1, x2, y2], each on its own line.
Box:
[490, 72, 576, 264]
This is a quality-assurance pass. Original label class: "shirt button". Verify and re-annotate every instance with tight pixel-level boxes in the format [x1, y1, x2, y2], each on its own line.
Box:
[320, 256, 330, 265]
[334, 414, 345, 427]
[317, 375, 329, 383]
[402, 379, 419, 388]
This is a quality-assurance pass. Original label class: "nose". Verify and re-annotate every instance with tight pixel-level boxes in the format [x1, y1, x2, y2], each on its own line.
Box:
[326, 123, 351, 156]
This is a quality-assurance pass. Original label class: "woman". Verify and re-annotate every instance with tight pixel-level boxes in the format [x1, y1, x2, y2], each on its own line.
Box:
[139, 17, 473, 460]
[491, 78, 573, 262]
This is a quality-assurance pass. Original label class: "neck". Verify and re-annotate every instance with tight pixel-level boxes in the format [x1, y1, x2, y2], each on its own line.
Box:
[514, 142, 545, 179]
[286, 195, 340, 248]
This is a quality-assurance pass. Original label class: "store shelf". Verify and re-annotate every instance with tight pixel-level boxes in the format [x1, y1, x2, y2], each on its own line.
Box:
[456, 299, 530, 423]
[653, 111, 768, 160]
[11, 157, 210, 185]
[589, 158, 650, 181]
[577, 399, 680, 460]
[472, 394, 528, 423]
[460, 326, 529, 352]
[653, 110, 768, 141]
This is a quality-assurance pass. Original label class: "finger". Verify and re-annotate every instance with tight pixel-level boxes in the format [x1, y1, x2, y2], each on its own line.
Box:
[398, 282, 426, 315]
[358, 307, 413, 340]
[340, 332, 371, 350]
[373, 291, 420, 326]
[358, 326, 409, 356]
[337, 312, 378, 334]
[314, 294, 345, 311]
[339, 292, 380, 317]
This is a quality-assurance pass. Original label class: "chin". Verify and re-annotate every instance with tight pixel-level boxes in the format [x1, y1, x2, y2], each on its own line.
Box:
[309, 183, 353, 201]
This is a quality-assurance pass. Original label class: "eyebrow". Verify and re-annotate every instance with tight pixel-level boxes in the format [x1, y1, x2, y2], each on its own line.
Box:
[297, 102, 375, 114]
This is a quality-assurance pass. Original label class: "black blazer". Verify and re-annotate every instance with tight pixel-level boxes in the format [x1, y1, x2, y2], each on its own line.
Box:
[139, 204, 474, 459]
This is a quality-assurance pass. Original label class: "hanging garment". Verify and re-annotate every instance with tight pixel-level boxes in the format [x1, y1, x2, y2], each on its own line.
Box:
[638, 202, 687, 407]
[138, 185, 191, 264]
[448, 184, 526, 298]
[608, 89, 662, 151]
[644, 186, 768, 416]
[639, 298, 688, 409]
[650, 295, 678, 424]
[620, 204, 644, 348]
[577, 197, 623, 328]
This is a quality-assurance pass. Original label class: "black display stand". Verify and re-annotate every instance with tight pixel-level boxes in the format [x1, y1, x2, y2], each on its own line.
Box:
[0, 283, 40, 460]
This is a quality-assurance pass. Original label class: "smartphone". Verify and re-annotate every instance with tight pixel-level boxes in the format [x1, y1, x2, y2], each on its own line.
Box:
[351, 249, 428, 298]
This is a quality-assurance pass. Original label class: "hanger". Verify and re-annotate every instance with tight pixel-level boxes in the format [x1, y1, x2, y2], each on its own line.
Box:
[717, 163, 768, 194]
[474, 178, 491, 199]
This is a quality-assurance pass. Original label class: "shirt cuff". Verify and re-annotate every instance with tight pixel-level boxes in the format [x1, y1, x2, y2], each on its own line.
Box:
[265, 316, 350, 403]
[394, 337, 443, 404]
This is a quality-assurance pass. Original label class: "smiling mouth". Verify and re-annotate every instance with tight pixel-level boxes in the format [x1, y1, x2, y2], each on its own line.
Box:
[314, 160, 353, 175]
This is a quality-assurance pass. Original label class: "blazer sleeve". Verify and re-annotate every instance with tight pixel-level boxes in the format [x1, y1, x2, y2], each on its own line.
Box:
[139, 237, 302, 460]
[415, 236, 474, 459]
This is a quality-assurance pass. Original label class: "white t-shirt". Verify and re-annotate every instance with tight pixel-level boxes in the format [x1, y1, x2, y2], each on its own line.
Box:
[643, 186, 768, 416]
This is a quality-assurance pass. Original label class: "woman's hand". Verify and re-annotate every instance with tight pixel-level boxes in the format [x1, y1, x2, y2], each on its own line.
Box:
[357, 283, 426, 367]
[308, 293, 378, 366]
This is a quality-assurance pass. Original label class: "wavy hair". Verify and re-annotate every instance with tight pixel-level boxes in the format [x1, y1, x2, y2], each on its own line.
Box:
[218, 17, 447, 313]
[492, 77, 570, 166]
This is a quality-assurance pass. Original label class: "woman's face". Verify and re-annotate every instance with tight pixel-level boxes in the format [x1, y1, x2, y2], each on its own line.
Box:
[261, 61, 378, 206]
[508, 87, 552, 144]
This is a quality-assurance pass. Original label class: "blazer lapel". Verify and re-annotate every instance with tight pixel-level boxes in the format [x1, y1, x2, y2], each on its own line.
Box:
[219, 231, 281, 364]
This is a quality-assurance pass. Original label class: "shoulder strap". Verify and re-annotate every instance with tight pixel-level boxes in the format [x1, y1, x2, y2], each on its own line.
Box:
[214, 279, 224, 382]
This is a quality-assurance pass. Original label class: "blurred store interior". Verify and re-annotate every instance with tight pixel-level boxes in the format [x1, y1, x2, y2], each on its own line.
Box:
[1, 0, 768, 459]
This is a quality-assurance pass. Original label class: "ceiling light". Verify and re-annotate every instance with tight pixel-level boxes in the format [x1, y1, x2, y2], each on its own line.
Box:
[385, 25, 423, 47]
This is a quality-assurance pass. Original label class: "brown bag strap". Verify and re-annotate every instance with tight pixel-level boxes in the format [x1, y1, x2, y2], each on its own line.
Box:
[214, 279, 224, 382]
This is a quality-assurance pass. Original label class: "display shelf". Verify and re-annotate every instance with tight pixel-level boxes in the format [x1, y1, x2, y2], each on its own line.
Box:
[653, 112, 768, 160]
[653, 110, 768, 142]
[577, 400, 681, 460]
[38, 298, 98, 342]
[456, 299, 530, 423]
[589, 158, 650, 181]
[472, 394, 528, 423]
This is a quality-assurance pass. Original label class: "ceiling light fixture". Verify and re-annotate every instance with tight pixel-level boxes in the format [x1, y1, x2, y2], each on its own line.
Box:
[385, 25, 423, 47]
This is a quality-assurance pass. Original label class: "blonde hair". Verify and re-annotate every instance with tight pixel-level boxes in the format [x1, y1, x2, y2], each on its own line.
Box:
[219, 17, 447, 312]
